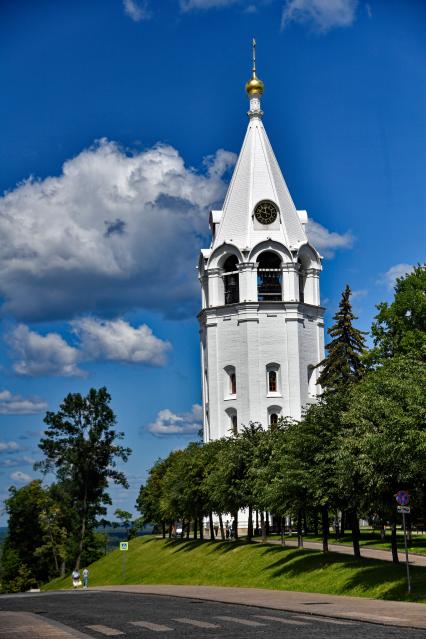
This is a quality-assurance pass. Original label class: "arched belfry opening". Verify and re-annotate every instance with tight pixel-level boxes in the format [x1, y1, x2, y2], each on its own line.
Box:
[257, 251, 282, 301]
[223, 255, 239, 305]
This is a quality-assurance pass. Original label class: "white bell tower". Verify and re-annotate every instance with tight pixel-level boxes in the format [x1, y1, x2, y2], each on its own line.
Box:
[198, 41, 325, 442]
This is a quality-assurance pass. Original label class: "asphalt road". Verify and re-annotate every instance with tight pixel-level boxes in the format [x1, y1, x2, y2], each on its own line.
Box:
[0, 591, 424, 639]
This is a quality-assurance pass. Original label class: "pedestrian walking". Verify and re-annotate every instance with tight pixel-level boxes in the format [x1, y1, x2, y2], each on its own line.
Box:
[82, 567, 89, 589]
[225, 520, 230, 540]
[72, 569, 81, 589]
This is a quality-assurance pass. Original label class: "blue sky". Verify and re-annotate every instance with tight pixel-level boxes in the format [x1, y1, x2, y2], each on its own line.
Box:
[0, 0, 425, 522]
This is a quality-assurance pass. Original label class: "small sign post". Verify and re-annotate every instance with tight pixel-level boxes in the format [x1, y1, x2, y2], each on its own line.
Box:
[119, 541, 128, 583]
[395, 491, 411, 593]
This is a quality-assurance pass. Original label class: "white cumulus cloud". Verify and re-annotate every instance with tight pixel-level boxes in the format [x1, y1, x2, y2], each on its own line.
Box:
[379, 263, 414, 290]
[306, 219, 354, 258]
[123, 0, 151, 21]
[0, 441, 20, 453]
[0, 140, 235, 322]
[6, 325, 83, 377]
[281, 0, 358, 33]
[0, 389, 48, 414]
[10, 470, 32, 483]
[146, 404, 202, 436]
[0, 455, 35, 468]
[73, 317, 171, 366]
[6, 318, 171, 377]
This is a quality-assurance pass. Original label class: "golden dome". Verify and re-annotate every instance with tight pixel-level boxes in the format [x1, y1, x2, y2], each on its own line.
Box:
[246, 72, 264, 96]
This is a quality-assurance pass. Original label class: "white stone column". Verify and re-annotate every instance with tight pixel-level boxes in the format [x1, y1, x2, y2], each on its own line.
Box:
[200, 274, 208, 309]
[207, 268, 224, 307]
[282, 263, 299, 302]
[238, 262, 257, 302]
[305, 268, 321, 305]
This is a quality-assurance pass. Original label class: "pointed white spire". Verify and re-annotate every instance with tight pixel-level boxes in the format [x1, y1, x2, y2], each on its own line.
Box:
[211, 42, 307, 254]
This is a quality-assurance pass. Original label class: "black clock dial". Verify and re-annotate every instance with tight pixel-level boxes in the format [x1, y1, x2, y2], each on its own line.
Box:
[254, 200, 278, 225]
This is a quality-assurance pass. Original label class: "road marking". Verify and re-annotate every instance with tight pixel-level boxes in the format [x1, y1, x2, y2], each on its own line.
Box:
[129, 620, 173, 632]
[293, 615, 355, 625]
[254, 614, 308, 626]
[173, 617, 220, 629]
[85, 625, 124, 636]
[214, 615, 265, 627]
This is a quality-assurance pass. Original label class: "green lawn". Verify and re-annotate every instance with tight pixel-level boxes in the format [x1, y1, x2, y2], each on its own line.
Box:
[266, 530, 426, 555]
[44, 536, 426, 603]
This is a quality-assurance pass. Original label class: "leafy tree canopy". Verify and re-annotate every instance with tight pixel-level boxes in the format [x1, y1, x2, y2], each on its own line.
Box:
[371, 264, 426, 361]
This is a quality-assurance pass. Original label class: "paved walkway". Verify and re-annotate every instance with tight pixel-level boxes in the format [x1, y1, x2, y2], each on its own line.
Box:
[0, 611, 92, 638]
[95, 584, 426, 630]
[263, 537, 426, 566]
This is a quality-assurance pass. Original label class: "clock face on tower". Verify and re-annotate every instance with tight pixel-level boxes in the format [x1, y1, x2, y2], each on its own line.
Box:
[254, 200, 278, 225]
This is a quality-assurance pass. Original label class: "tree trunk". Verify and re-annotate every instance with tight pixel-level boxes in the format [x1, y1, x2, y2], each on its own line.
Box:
[186, 519, 190, 539]
[162, 521, 166, 539]
[46, 516, 59, 574]
[313, 510, 319, 537]
[260, 511, 266, 543]
[265, 511, 270, 536]
[193, 518, 197, 540]
[303, 510, 308, 535]
[209, 512, 215, 540]
[219, 514, 225, 540]
[199, 517, 204, 540]
[297, 509, 303, 547]
[168, 522, 172, 539]
[351, 509, 361, 559]
[247, 505, 253, 541]
[181, 518, 185, 539]
[340, 510, 346, 536]
[391, 521, 399, 564]
[256, 510, 259, 535]
[321, 506, 329, 553]
[60, 560, 66, 578]
[75, 482, 88, 570]
[233, 511, 239, 540]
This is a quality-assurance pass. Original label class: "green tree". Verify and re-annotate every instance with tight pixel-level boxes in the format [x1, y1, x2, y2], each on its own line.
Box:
[114, 509, 133, 539]
[34, 489, 69, 578]
[36, 387, 131, 569]
[371, 264, 426, 361]
[317, 285, 366, 391]
[1, 480, 48, 591]
[339, 356, 426, 563]
[136, 457, 170, 537]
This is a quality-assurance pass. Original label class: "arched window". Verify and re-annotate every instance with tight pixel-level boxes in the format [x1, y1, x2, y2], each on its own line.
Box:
[268, 370, 277, 393]
[257, 251, 282, 301]
[223, 256, 239, 304]
[224, 366, 237, 398]
[307, 365, 316, 398]
[230, 372, 236, 395]
[268, 405, 282, 430]
[298, 258, 306, 303]
[231, 413, 238, 436]
[266, 363, 280, 396]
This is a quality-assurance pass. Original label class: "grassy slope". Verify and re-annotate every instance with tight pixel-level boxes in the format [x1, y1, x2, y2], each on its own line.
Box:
[44, 536, 426, 603]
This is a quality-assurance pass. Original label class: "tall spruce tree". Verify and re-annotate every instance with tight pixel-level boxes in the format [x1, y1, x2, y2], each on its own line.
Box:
[317, 285, 366, 392]
[316, 285, 366, 559]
